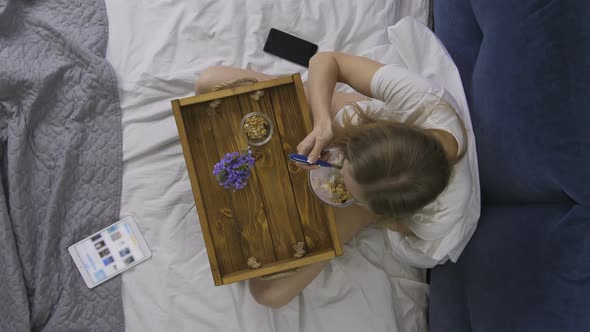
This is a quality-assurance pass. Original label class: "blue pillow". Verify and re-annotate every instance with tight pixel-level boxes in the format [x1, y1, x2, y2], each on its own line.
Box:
[439, 0, 590, 205]
[430, 204, 590, 331]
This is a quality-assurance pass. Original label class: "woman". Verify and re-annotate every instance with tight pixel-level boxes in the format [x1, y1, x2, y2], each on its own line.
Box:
[195, 51, 479, 309]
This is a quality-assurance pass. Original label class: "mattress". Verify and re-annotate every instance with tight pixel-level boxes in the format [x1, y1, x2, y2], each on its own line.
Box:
[104, 1, 430, 331]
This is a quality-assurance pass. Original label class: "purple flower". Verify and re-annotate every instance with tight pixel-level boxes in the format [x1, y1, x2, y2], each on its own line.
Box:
[213, 148, 256, 191]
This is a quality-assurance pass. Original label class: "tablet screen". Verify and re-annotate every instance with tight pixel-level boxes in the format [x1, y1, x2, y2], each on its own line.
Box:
[73, 219, 147, 284]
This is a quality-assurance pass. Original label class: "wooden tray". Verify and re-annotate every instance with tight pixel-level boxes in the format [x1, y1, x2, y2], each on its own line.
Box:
[171, 74, 342, 285]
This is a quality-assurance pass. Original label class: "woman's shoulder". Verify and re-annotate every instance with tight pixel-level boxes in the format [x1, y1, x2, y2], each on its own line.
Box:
[333, 99, 388, 126]
[371, 64, 447, 109]
[409, 156, 479, 239]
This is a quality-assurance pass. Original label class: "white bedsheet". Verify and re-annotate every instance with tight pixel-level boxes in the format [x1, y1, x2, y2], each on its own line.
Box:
[105, 1, 430, 331]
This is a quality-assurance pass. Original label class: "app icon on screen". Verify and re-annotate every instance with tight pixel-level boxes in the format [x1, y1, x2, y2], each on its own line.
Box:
[94, 270, 107, 282]
[91, 234, 102, 242]
[94, 241, 106, 250]
[119, 248, 131, 257]
[98, 249, 110, 258]
[103, 256, 114, 266]
[110, 231, 122, 241]
[124, 256, 135, 265]
[107, 225, 119, 234]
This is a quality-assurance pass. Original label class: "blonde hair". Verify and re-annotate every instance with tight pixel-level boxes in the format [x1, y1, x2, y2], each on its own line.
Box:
[332, 95, 468, 227]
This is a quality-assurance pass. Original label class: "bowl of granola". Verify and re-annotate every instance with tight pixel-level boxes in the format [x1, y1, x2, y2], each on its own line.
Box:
[240, 112, 273, 146]
[308, 167, 354, 208]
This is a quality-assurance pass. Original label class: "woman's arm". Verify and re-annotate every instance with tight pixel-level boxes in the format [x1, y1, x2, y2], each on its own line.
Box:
[249, 205, 375, 308]
[307, 52, 384, 121]
[298, 52, 384, 163]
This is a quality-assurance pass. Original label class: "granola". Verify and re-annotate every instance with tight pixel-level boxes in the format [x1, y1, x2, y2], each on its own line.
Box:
[322, 174, 353, 204]
[243, 114, 268, 141]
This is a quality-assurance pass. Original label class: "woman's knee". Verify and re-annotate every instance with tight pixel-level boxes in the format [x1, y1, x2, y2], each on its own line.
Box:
[196, 66, 278, 94]
[249, 279, 290, 309]
[194, 65, 232, 94]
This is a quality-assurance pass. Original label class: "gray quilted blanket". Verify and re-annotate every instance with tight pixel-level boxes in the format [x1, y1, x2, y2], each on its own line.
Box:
[0, 0, 123, 331]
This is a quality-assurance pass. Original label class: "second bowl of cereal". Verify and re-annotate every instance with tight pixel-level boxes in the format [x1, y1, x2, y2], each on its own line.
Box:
[308, 167, 354, 208]
[240, 112, 273, 146]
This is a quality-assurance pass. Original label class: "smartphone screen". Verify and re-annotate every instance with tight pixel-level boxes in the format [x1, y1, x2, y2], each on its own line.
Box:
[263, 28, 318, 67]
[70, 217, 149, 286]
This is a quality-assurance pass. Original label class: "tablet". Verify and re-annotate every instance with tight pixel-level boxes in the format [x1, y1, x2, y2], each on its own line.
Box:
[68, 216, 151, 288]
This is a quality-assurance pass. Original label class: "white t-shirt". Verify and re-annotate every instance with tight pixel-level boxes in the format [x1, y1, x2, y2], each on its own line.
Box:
[334, 64, 481, 269]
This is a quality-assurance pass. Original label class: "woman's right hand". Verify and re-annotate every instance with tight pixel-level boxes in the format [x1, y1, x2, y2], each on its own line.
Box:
[296, 120, 333, 166]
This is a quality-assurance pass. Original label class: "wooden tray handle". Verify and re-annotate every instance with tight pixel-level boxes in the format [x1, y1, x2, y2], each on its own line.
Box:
[207, 77, 265, 115]
[259, 268, 300, 280]
[248, 241, 307, 280]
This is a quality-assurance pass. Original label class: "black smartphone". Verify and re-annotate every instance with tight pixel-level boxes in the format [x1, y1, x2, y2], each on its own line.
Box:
[263, 28, 319, 67]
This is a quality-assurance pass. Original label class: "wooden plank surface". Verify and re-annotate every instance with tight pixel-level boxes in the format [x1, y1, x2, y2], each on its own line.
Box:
[208, 96, 277, 265]
[177, 103, 247, 282]
[175, 76, 342, 284]
[291, 74, 343, 256]
[172, 100, 223, 285]
[222, 249, 335, 284]
[269, 83, 335, 253]
[238, 93, 305, 260]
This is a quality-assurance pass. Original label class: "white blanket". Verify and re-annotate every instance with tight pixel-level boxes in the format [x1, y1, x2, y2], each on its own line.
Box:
[105, 1, 431, 331]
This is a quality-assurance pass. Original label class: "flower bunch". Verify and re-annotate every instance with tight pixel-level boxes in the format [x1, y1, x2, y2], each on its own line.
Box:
[213, 148, 255, 191]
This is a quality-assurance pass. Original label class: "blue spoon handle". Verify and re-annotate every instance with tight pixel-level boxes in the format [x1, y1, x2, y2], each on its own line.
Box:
[288, 153, 336, 168]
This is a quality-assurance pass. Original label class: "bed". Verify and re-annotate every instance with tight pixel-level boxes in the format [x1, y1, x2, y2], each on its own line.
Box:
[106, 0, 428, 331]
[105, 1, 431, 331]
[0, 0, 432, 331]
